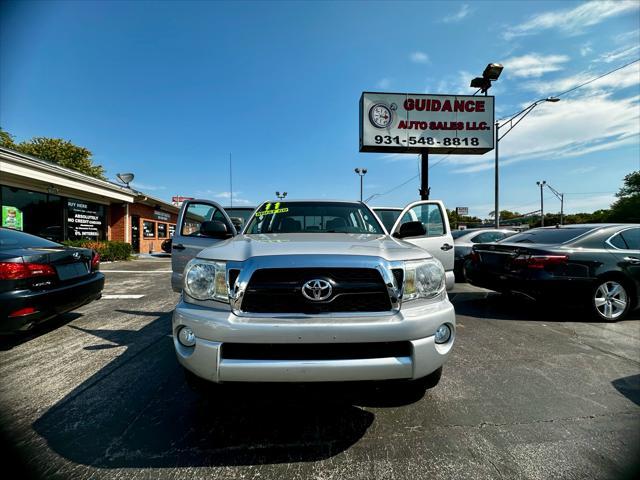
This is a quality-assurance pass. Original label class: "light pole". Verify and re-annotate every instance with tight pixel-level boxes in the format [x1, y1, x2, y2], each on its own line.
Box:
[275, 191, 287, 200]
[536, 180, 546, 226]
[493, 97, 560, 228]
[354, 168, 367, 202]
[545, 184, 564, 225]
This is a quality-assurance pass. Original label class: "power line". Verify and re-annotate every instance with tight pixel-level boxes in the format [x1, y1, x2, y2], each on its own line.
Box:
[497, 58, 640, 122]
[554, 58, 639, 99]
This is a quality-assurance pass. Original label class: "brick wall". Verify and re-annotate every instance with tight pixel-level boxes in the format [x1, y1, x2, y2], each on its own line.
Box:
[110, 204, 126, 242]
[108, 202, 177, 253]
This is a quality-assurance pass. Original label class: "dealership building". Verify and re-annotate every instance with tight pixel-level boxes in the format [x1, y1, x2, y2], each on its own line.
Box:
[0, 146, 178, 253]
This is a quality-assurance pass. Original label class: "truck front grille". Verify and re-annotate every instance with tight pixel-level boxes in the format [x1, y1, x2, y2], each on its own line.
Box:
[221, 341, 411, 360]
[240, 267, 392, 314]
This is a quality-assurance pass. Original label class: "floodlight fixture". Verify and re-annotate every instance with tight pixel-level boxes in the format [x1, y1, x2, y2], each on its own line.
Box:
[483, 63, 504, 81]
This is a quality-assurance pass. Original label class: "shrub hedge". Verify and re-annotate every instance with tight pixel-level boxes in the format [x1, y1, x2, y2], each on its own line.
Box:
[62, 240, 133, 262]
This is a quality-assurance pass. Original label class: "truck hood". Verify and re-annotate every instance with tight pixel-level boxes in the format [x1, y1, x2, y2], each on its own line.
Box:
[197, 233, 432, 262]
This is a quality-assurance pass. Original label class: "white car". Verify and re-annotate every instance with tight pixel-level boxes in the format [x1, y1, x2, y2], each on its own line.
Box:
[170, 199, 455, 398]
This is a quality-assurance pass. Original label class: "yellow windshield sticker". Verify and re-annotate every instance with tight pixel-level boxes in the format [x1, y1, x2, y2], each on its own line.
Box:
[255, 202, 289, 217]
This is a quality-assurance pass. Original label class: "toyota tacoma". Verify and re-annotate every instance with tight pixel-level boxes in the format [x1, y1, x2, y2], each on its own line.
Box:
[171, 199, 456, 397]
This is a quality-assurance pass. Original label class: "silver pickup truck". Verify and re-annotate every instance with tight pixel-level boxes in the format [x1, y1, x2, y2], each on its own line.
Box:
[171, 199, 455, 397]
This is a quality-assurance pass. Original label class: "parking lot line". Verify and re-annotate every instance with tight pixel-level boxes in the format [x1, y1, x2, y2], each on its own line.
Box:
[102, 294, 146, 299]
[102, 270, 172, 273]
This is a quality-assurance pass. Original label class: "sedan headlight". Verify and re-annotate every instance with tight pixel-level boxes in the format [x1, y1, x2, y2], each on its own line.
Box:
[403, 258, 445, 301]
[183, 259, 228, 302]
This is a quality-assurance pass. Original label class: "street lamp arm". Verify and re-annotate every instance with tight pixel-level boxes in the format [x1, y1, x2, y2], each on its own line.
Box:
[498, 102, 540, 141]
[497, 97, 559, 141]
[545, 183, 563, 200]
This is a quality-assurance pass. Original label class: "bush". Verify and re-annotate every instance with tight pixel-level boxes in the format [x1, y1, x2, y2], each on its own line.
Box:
[62, 240, 133, 262]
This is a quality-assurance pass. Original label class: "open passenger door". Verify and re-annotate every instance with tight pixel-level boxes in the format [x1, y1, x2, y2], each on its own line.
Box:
[171, 199, 237, 292]
[390, 200, 455, 290]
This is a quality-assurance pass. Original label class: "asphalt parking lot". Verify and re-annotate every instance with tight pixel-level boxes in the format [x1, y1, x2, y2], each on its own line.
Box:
[0, 257, 638, 480]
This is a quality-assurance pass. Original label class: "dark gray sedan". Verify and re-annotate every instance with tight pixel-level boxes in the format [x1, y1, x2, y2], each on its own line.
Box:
[452, 228, 516, 281]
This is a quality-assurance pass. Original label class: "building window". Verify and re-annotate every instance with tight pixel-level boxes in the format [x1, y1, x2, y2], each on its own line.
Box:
[157, 223, 167, 238]
[168, 224, 176, 237]
[66, 198, 106, 240]
[143, 220, 156, 238]
[1, 185, 65, 242]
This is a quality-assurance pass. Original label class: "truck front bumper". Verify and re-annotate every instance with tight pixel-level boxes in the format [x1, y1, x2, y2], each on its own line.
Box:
[172, 296, 455, 383]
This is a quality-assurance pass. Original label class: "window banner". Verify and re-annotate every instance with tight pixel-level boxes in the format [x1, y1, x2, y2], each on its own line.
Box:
[2, 205, 24, 230]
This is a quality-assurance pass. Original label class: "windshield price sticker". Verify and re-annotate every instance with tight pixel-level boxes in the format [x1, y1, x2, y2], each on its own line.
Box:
[255, 202, 289, 217]
[360, 92, 495, 154]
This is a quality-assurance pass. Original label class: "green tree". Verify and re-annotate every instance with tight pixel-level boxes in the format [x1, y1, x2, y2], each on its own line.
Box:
[609, 171, 640, 222]
[0, 127, 16, 149]
[1, 130, 106, 180]
[488, 210, 522, 221]
[16, 137, 106, 180]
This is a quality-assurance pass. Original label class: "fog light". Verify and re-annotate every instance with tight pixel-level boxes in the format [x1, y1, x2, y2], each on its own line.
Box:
[178, 326, 196, 347]
[434, 324, 451, 344]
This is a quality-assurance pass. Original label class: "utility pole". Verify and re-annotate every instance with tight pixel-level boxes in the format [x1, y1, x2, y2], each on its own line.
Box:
[536, 180, 546, 226]
[494, 122, 499, 228]
[420, 152, 429, 200]
[354, 168, 367, 201]
[545, 183, 564, 225]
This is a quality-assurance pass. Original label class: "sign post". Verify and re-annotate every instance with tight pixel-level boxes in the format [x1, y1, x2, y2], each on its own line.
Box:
[420, 152, 429, 200]
[360, 92, 495, 199]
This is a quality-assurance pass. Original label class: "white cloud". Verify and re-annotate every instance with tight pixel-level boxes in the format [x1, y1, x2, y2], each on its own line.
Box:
[563, 194, 617, 213]
[596, 44, 640, 63]
[194, 190, 253, 205]
[451, 93, 640, 173]
[503, 53, 570, 78]
[376, 78, 392, 89]
[503, 0, 639, 40]
[431, 70, 475, 94]
[442, 4, 472, 23]
[410, 51, 430, 64]
[130, 182, 165, 191]
[570, 165, 597, 174]
[580, 43, 593, 57]
[523, 62, 640, 95]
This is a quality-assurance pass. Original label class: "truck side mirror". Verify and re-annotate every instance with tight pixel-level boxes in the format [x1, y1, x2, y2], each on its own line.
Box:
[394, 221, 426, 239]
[200, 220, 231, 239]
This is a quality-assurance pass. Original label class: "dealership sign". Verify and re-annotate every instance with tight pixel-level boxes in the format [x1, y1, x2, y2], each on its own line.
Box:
[456, 207, 469, 215]
[360, 92, 494, 154]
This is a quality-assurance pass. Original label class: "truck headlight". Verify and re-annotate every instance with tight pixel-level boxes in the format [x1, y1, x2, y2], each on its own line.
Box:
[183, 259, 228, 302]
[403, 258, 445, 301]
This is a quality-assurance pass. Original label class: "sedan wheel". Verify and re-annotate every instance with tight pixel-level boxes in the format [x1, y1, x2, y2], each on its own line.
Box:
[593, 280, 629, 321]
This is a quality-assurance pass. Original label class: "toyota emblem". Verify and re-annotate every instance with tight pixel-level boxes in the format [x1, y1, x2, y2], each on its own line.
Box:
[301, 279, 333, 301]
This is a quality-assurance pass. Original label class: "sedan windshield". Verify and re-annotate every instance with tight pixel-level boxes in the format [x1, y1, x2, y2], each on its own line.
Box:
[245, 202, 384, 234]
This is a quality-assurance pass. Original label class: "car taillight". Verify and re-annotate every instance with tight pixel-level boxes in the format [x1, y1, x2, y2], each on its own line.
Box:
[0, 262, 57, 280]
[91, 251, 100, 270]
[469, 251, 480, 263]
[513, 255, 568, 269]
[9, 307, 38, 317]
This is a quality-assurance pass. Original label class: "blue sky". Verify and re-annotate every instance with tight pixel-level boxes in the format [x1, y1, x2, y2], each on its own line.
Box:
[1, 0, 639, 218]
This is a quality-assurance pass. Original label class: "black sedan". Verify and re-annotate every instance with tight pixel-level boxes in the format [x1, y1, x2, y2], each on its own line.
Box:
[465, 224, 640, 321]
[0, 228, 105, 333]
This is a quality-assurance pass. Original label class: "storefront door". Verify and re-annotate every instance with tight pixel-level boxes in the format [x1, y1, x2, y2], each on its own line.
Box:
[131, 215, 140, 253]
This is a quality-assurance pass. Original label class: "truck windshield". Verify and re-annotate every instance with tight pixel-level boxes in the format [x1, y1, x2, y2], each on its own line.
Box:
[245, 202, 385, 234]
[373, 208, 401, 232]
